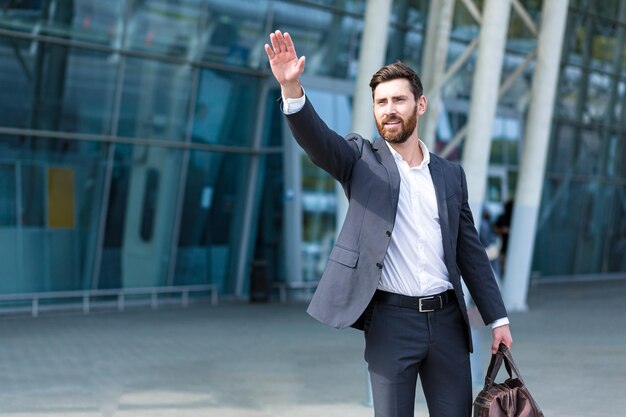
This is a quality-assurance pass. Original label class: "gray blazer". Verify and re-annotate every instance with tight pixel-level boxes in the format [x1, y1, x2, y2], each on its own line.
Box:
[286, 98, 507, 350]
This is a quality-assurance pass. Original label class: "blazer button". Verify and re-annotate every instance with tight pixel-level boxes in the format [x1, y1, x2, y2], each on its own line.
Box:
[386, 230, 391, 237]
[376, 262, 383, 269]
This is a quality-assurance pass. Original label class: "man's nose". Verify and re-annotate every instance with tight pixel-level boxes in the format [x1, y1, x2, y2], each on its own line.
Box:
[384, 103, 397, 117]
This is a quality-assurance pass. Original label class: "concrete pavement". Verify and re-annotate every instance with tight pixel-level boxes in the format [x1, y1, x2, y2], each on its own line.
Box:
[0, 279, 625, 417]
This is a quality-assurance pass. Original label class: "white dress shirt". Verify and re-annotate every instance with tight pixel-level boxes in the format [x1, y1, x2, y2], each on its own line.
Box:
[378, 141, 453, 297]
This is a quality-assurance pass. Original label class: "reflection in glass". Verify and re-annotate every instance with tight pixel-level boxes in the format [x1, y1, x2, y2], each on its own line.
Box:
[192, 69, 259, 146]
[119, 57, 192, 141]
[0, 36, 33, 130]
[100, 144, 182, 289]
[140, 168, 160, 242]
[534, 178, 585, 276]
[203, 0, 268, 68]
[253, 154, 285, 286]
[301, 155, 336, 281]
[20, 164, 45, 227]
[100, 145, 130, 290]
[535, 180, 625, 276]
[174, 151, 250, 292]
[127, 0, 206, 58]
[273, 3, 361, 79]
[297, 90, 351, 282]
[489, 116, 521, 166]
[0, 36, 118, 134]
[0, 163, 16, 226]
[0, 162, 18, 294]
[0, 0, 126, 46]
[387, 0, 427, 69]
[607, 186, 626, 272]
[0, 135, 107, 294]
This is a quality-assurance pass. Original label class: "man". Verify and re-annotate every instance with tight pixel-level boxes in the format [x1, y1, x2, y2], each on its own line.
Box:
[264, 30, 512, 417]
[495, 199, 514, 274]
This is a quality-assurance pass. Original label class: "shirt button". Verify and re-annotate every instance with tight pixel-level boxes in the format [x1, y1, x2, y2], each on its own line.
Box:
[376, 262, 383, 269]
[386, 230, 391, 237]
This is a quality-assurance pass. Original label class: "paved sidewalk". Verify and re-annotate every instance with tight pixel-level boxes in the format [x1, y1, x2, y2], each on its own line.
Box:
[0, 279, 625, 417]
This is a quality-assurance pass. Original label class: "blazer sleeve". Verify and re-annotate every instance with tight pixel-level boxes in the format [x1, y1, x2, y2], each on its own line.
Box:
[456, 166, 508, 325]
[285, 97, 361, 185]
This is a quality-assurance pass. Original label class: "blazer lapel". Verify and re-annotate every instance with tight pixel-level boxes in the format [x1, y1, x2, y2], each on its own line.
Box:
[373, 139, 400, 212]
[428, 155, 454, 270]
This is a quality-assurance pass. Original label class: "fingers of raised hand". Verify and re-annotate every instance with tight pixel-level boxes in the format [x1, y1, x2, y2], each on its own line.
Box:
[283, 32, 296, 55]
[269, 30, 296, 57]
[270, 31, 284, 55]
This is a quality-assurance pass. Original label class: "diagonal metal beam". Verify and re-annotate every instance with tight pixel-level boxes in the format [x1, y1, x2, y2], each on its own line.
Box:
[424, 37, 479, 99]
[458, 0, 482, 24]
[498, 47, 537, 97]
[440, 48, 537, 158]
[511, 0, 539, 36]
[440, 124, 468, 159]
[433, 0, 541, 159]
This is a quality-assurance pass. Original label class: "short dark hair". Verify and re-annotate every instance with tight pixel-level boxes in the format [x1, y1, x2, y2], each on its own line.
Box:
[369, 61, 423, 100]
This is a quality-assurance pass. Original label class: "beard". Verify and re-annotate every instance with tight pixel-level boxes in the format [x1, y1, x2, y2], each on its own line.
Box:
[376, 105, 418, 144]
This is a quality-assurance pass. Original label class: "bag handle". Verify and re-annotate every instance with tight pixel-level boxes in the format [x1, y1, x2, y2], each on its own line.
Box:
[483, 343, 525, 389]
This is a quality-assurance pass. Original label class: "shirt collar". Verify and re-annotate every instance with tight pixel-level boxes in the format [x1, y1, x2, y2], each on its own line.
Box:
[385, 140, 431, 169]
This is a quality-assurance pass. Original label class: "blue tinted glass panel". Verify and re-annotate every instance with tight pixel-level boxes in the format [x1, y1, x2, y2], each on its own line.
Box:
[140, 168, 160, 241]
[0, 36, 32, 129]
[202, 0, 268, 68]
[534, 180, 626, 276]
[0, 0, 126, 46]
[0, 163, 16, 226]
[99, 145, 131, 289]
[271, 2, 361, 78]
[0, 36, 118, 134]
[282, 0, 364, 14]
[174, 151, 249, 292]
[252, 153, 285, 284]
[126, 0, 207, 58]
[0, 134, 108, 294]
[606, 186, 626, 272]
[20, 164, 45, 227]
[118, 57, 192, 141]
[263, 88, 284, 147]
[192, 69, 259, 146]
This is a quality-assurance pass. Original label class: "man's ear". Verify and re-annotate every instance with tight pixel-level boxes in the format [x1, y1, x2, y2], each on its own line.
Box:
[418, 95, 427, 115]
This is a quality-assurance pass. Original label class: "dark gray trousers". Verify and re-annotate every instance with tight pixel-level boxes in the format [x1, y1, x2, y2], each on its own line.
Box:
[364, 299, 472, 417]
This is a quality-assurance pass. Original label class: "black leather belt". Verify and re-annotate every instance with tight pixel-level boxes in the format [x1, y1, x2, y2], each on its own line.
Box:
[374, 289, 456, 312]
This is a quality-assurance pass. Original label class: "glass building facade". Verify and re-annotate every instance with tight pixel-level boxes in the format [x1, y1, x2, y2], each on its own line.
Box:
[0, 0, 624, 308]
[533, 1, 626, 278]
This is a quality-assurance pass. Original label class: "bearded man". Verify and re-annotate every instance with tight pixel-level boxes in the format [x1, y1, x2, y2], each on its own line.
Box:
[264, 30, 512, 417]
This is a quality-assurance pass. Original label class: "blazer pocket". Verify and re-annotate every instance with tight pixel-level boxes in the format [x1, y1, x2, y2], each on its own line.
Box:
[328, 245, 359, 268]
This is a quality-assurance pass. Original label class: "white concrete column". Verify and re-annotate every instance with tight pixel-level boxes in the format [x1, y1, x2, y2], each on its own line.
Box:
[419, 0, 455, 150]
[461, 0, 512, 226]
[503, 0, 570, 311]
[336, 0, 392, 230]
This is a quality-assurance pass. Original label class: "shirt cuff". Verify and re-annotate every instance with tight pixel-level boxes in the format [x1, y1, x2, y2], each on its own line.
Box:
[490, 317, 509, 329]
[282, 90, 306, 114]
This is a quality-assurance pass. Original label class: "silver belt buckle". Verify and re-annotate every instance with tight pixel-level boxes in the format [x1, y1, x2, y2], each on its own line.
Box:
[418, 295, 437, 312]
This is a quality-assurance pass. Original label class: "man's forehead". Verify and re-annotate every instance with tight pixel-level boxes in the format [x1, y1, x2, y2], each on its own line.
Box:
[373, 78, 412, 98]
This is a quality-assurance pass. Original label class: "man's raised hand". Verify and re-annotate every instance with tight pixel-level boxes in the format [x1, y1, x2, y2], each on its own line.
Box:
[264, 30, 305, 99]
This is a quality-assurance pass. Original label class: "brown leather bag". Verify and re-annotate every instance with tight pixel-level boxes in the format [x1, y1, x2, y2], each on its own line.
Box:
[473, 344, 544, 417]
